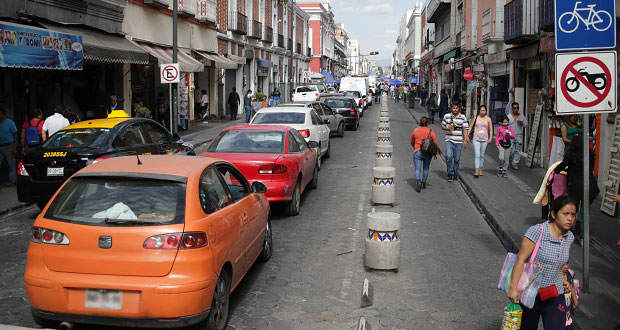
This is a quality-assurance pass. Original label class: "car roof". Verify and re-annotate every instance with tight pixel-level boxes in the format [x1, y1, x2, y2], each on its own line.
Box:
[256, 107, 312, 114]
[63, 117, 133, 130]
[223, 124, 292, 132]
[77, 155, 217, 179]
[324, 97, 355, 101]
[279, 102, 314, 107]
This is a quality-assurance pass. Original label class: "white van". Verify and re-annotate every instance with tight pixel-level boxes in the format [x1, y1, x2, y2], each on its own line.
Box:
[340, 76, 369, 109]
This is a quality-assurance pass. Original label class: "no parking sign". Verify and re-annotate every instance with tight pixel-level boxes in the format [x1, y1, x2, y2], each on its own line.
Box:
[555, 50, 616, 114]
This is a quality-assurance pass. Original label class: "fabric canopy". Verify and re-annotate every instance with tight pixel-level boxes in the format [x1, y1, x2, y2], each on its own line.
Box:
[321, 71, 335, 83]
[408, 76, 419, 84]
[195, 51, 237, 69]
[389, 79, 404, 86]
[133, 41, 204, 72]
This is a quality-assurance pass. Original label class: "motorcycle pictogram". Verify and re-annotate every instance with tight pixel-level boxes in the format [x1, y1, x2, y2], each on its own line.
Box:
[565, 69, 607, 92]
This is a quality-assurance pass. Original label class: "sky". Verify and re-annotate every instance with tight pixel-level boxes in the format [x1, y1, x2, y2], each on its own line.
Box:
[298, 0, 424, 66]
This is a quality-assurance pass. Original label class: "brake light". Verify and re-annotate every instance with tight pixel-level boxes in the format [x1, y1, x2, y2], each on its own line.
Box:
[258, 164, 288, 174]
[315, 93, 320, 101]
[298, 129, 310, 138]
[31, 227, 70, 245]
[350, 108, 356, 116]
[17, 161, 29, 176]
[143, 232, 207, 249]
[358, 100, 362, 106]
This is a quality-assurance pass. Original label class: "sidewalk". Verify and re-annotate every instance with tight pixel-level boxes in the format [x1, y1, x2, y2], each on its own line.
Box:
[402, 100, 620, 329]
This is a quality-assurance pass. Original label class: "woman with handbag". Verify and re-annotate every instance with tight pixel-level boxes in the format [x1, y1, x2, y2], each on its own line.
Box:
[508, 196, 576, 330]
[410, 116, 438, 192]
[468, 105, 493, 178]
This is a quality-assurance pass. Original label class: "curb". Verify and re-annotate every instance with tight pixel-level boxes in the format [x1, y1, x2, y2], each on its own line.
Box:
[0, 202, 35, 218]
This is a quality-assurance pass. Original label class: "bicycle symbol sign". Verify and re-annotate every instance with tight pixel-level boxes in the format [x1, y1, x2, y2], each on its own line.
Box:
[556, 51, 617, 114]
[555, 0, 616, 51]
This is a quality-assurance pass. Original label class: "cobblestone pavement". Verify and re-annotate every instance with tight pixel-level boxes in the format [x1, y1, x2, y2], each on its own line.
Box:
[0, 99, 509, 329]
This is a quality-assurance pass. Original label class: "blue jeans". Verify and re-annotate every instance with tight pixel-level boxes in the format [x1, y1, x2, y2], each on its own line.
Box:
[439, 107, 448, 122]
[472, 139, 488, 169]
[413, 150, 432, 182]
[244, 105, 252, 123]
[511, 136, 522, 166]
[0, 143, 16, 184]
[427, 108, 436, 122]
[445, 141, 463, 176]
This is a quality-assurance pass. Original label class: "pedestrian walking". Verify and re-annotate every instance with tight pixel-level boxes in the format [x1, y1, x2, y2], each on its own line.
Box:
[244, 89, 253, 123]
[508, 102, 528, 170]
[438, 89, 449, 120]
[270, 88, 281, 107]
[21, 109, 46, 155]
[426, 93, 437, 124]
[193, 85, 202, 119]
[228, 87, 240, 120]
[410, 116, 438, 192]
[469, 105, 493, 178]
[0, 107, 18, 186]
[441, 101, 469, 182]
[394, 86, 400, 103]
[560, 115, 579, 150]
[62, 107, 80, 124]
[155, 92, 170, 129]
[496, 115, 515, 178]
[508, 196, 576, 330]
[200, 89, 209, 122]
[420, 88, 428, 107]
[109, 95, 119, 115]
[374, 86, 381, 103]
[43, 105, 70, 138]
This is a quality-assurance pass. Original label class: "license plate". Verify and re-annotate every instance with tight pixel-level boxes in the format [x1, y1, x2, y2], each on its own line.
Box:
[47, 167, 64, 176]
[84, 289, 123, 310]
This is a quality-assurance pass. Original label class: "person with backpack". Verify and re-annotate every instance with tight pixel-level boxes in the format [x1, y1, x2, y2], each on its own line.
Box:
[410, 116, 438, 192]
[155, 92, 170, 129]
[21, 109, 46, 155]
[496, 115, 515, 178]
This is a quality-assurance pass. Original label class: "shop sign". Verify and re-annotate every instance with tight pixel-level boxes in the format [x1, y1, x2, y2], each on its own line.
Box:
[0, 21, 83, 70]
[463, 69, 474, 81]
[473, 71, 485, 80]
[467, 80, 478, 89]
[257, 67, 269, 77]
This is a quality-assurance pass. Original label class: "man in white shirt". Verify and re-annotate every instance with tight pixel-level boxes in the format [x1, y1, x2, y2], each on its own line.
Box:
[109, 95, 119, 115]
[200, 90, 209, 121]
[43, 106, 70, 138]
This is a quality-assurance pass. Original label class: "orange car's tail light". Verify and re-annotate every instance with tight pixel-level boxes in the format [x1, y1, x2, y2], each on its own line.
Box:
[298, 129, 310, 138]
[144, 232, 207, 249]
[17, 161, 29, 176]
[31, 227, 70, 245]
[258, 164, 287, 174]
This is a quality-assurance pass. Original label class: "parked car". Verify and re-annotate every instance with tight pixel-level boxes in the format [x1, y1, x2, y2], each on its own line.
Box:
[340, 76, 369, 109]
[24, 155, 271, 330]
[319, 92, 344, 103]
[339, 90, 365, 117]
[17, 110, 195, 210]
[326, 86, 336, 93]
[201, 125, 318, 215]
[291, 85, 320, 102]
[278, 101, 346, 137]
[323, 97, 361, 130]
[250, 107, 330, 170]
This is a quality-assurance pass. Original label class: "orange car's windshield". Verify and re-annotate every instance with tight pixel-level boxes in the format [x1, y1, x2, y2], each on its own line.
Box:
[45, 177, 186, 225]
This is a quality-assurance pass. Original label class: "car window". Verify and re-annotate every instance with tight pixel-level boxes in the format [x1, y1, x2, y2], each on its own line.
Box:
[311, 111, 322, 125]
[288, 132, 300, 153]
[199, 166, 231, 214]
[311, 103, 323, 114]
[291, 129, 308, 151]
[141, 122, 171, 144]
[321, 104, 334, 115]
[296, 86, 317, 93]
[252, 112, 306, 124]
[41, 128, 109, 149]
[216, 165, 250, 202]
[113, 124, 146, 147]
[342, 91, 361, 98]
[207, 129, 284, 153]
[325, 99, 352, 108]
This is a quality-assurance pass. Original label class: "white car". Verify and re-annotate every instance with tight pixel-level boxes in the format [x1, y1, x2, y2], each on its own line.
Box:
[250, 107, 331, 169]
[292, 85, 320, 102]
[339, 90, 365, 117]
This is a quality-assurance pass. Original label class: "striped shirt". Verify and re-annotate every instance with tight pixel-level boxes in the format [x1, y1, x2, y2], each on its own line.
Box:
[525, 222, 574, 294]
[441, 113, 469, 143]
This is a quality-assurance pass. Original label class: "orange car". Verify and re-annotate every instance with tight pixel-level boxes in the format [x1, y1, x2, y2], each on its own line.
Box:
[24, 155, 271, 330]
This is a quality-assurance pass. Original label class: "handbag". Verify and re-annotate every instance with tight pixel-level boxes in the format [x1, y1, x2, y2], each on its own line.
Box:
[468, 116, 477, 140]
[420, 129, 438, 156]
[500, 138, 512, 149]
[498, 224, 544, 309]
[538, 238, 567, 301]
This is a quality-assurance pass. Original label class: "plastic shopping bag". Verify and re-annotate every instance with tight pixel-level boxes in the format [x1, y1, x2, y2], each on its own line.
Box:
[501, 303, 523, 330]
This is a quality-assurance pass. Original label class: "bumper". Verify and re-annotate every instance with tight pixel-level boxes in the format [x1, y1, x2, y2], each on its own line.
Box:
[343, 117, 357, 126]
[17, 176, 62, 204]
[260, 179, 297, 202]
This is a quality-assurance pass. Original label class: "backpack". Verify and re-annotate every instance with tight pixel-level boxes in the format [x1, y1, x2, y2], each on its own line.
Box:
[25, 120, 42, 146]
[421, 128, 438, 156]
[157, 99, 168, 114]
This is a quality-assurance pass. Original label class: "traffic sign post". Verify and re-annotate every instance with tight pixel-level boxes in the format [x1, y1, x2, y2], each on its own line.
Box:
[160, 63, 180, 84]
[555, 0, 616, 52]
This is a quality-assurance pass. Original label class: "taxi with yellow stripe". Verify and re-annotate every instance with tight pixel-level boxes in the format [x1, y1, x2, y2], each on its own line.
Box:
[17, 111, 195, 209]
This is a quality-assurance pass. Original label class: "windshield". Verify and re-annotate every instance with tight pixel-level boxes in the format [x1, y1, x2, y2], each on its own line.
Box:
[208, 130, 284, 153]
[296, 86, 317, 93]
[41, 128, 110, 149]
[45, 177, 186, 225]
[342, 91, 361, 98]
[252, 112, 306, 124]
[325, 99, 353, 108]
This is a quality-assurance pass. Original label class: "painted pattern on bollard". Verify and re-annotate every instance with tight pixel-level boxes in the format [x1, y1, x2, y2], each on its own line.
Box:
[365, 211, 400, 270]
[375, 144, 393, 167]
[377, 131, 391, 144]
[378, 122, 390, 132]
[371, 166, 395, 205]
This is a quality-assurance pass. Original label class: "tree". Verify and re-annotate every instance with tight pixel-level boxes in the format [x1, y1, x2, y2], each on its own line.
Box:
[377, 66, 384, 76]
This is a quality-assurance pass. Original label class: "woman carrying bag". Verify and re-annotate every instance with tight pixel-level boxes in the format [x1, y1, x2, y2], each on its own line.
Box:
[410, 116, 438, 192]
[468, 105, 493, 178]
[508, 196, 576, 330]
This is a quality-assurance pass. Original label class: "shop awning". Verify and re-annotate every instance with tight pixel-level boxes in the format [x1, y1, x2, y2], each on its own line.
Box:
[228, 54, 246, 65]
[134, 41, 204, 72]
[258, 59, 274, 68]
[195, 51, 237, 69]
[40, 21, 149, 65]
[442, 49, 458, 63]
[434, 56, 442, 64]
[508, 42, 539, 60]
[0, 21, 83, 70]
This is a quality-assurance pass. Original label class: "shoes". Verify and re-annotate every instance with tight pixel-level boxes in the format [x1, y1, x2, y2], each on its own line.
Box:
[479, 166, 484, 176]
[502, 170, 508, 178]
[512, 164, 519, 170]
[421, 182, 427, 189]
[415, 180, 421, 192]
[497, 169, 503, 177]
[474, 168, 479, 178]
[447, 174, 453, 182]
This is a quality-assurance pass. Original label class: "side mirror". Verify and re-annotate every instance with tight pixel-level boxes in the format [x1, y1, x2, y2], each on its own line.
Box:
[307, 141, 319, 148]
[251, 181, 267, 194]
[323, 118, 330, 124]
[172, 133, 181, 141]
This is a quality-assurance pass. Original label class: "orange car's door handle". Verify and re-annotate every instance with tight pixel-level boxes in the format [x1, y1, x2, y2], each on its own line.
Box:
[242, 214, 249, 224]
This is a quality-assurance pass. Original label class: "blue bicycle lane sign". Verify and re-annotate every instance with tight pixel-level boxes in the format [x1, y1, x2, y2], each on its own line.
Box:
[555, 0, 616, 52]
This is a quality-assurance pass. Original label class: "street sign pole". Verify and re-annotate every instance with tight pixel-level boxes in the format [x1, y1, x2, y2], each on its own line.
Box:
[172, 0, 178, 135]
[583, 117, 590, 293]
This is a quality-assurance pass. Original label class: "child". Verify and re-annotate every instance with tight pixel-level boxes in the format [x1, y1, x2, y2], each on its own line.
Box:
[562, 264, 579, 328]
[495, 115, 515, 178]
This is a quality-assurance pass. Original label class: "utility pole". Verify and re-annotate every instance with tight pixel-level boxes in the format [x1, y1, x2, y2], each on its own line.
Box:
[171, 0, 178, 135]
[289, 0, 295, 100]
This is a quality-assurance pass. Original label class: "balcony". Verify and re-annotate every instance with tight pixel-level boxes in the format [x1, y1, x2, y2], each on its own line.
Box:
[481, 8, 504, 42]
[178, 0, 195, 17]
[228, 11, 247, 35]
[263, 26, 273, 43]
[249, 20, 262, 39]
[296, 42, 301, 54]
[196, 0, 216, 24]
[144, 0, 169, 8]
[504, 0, 539, 44]
[427, 0, 451, 23]
[539, 0, 554, 31]
[287, 38, 292, 51]
[307, 47, 312, 57]
[277, 34, 284, 48]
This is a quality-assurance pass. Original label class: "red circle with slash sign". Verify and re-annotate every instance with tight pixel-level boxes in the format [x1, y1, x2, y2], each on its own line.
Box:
[162, 65, 179, 82]
[560, 56, 611, 108]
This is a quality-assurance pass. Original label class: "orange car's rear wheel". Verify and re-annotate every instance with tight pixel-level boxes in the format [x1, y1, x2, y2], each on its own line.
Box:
[31, 309, 60, 329]
[193, 270, 230, 330]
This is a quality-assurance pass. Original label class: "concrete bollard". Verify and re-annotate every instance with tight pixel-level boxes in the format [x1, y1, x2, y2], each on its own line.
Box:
[377, 131, 391, 144]
[375, 144, 393, 167]
[365, 211, 400, 270]
[372, 166, 395, 205]
[379, 110, 389, 117]
[379, 115, 389, 123]
[378, 122, 390, 132]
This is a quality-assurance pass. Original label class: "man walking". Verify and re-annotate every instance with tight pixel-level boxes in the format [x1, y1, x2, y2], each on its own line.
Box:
[21, 109, 46, 155]
[244, 89, 253, 123]
[43, 105, 70, 138]
[228, 87, 241, 120]
[441, 101, 469, 182]
[109, 95, 119, 115]
[508, 102, 528, 170]
[200, 89, 209, 122]
[0, 107, 18, 186]
[438, 89, 449, 120]
[270, 88, 281, 107]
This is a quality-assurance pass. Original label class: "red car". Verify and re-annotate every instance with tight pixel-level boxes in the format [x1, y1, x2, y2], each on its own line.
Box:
[201, 125, 318, 216]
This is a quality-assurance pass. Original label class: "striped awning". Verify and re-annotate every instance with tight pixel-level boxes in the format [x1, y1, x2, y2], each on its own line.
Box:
[133, 41, 204, 72]
[194, 51, 237, 69]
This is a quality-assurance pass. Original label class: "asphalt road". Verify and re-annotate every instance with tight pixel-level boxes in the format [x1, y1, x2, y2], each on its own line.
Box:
[0, 99, 509, 329]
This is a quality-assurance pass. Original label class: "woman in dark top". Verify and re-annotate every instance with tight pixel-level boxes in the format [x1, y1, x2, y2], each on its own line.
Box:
[426, 93, 437, 124]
